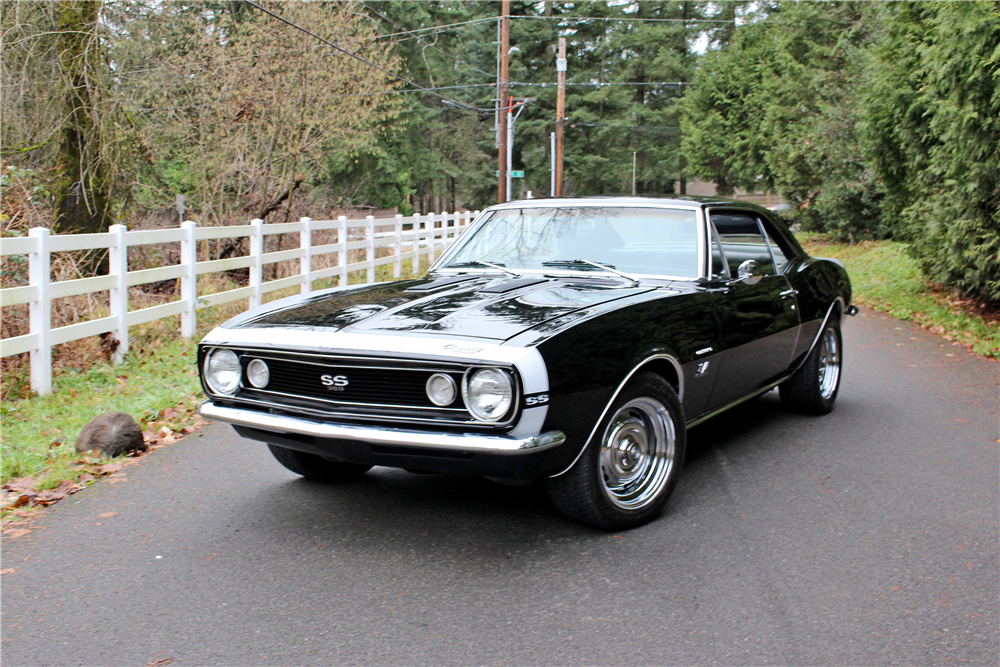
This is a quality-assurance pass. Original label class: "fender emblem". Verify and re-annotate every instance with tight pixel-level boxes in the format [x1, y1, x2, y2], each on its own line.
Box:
[444, 343, 484, 354]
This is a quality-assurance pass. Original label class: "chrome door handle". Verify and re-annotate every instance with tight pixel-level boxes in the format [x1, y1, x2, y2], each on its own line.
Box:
[779, 289, 799, 298]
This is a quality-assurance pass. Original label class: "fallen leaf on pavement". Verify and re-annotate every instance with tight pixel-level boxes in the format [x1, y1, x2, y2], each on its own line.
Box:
[98, 512, 118, 518]
[145, 658, 176, 667]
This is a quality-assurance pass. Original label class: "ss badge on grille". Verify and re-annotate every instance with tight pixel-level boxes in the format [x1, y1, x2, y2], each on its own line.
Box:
[320, 374, 349, 391]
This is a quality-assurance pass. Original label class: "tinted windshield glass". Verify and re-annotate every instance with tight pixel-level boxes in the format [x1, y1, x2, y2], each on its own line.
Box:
[446, 206, 699, 278]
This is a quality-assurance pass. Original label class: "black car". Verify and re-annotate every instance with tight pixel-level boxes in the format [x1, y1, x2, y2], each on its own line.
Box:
[198, 197, 854, 530]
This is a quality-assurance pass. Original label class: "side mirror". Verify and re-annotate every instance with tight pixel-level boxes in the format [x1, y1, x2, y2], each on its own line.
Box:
[737, 259, 759, 283]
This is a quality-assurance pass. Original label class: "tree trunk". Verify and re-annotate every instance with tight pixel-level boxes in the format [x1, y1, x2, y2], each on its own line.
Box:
[54, 0, 113, 234]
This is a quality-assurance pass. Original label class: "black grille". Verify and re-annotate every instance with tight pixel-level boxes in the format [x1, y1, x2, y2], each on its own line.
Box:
[235, 352, 468, 415]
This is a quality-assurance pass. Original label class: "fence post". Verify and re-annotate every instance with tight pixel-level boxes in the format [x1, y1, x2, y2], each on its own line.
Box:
[428, 212, 436, 264]
[412, 213, 421, 276]
[300, 217, 313, 294]
[249, 218, 263, 308]
[366, 214, 375, 284]
[108, 224, 129, 364]
[180, 221, 198, 338]
[28, 227, 52, 395]
[338, 215, 348, 287]
[393, 214, 403, 278]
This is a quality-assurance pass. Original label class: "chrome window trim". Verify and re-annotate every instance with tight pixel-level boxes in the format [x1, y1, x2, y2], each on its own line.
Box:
[696, 207, 708, 279]
[757, 216, 794, 275]
[548, 352, 684, 478]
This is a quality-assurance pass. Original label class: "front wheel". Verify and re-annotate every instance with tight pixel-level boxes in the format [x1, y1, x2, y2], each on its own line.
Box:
[268, 445, 372, 482]
[544, 372, 686, 530]
[780, 319, 842, 415]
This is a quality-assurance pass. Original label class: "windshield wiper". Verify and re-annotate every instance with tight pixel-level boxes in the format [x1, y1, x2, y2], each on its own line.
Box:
[542, 259, 640, 287]
[445, 260, 521, 278]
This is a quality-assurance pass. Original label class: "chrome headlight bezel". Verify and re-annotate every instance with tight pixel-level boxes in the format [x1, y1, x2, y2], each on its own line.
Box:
[462, 367, 515, 422]
[204, 347, 242, 395]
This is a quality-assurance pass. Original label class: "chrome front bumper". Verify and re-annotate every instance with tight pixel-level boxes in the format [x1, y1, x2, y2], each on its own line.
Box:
[199, 402, 566, 455]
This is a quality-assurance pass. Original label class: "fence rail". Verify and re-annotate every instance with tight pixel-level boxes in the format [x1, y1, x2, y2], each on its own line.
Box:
[0, 211, 478, 395]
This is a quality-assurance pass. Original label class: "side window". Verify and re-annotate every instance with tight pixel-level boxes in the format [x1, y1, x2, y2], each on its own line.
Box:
[711, 212, 776, 278]
[760, 219, 793, 274]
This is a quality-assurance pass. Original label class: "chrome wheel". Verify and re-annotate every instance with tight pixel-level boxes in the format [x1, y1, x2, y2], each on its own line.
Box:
[599, 397, 676, 510]
[817, 328, 840, 399]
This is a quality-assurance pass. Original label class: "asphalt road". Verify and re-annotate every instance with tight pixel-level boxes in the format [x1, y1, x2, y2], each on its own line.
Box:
[3, 308, 997, 667]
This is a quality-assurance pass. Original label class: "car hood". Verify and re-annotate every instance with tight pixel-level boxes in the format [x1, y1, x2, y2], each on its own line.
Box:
[225, 274, 653, 341]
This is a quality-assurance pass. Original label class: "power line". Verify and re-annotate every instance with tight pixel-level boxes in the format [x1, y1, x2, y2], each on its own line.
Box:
[242, 1, 498, 113]
[516, 15, 736, 24]
[569, 122, 681, 130]
[358, 2, 495, 80]
[367, 15, 499, 41]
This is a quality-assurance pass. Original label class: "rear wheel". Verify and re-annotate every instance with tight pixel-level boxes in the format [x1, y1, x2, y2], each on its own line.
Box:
[268, 445, 371, 482]
[545, 372, 686, 530]
[780, 319, 842, 415]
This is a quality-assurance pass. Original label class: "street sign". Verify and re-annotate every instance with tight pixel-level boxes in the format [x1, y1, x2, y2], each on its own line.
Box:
[497, 170, 526, 178]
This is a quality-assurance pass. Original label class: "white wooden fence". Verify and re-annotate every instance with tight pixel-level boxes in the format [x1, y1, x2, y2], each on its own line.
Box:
[0, 211, 478, 395]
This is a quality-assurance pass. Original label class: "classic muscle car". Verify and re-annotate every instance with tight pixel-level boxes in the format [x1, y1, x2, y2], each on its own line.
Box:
[198, 197, 854, 529]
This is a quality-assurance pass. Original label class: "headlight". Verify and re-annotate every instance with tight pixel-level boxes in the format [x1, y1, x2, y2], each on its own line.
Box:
[463, 368, 513, 422]
[426, 373, 457, 406]
[246, 359, 270, 388]
[205, 348, 241, 395]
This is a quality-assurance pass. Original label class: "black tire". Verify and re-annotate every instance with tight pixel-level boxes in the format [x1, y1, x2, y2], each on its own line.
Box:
[780, 319, 842, 415]
[267, 445, 372, 482]
[544, 372, 686, 530]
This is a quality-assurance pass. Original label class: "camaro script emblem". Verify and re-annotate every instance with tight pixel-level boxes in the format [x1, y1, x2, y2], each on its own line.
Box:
[444, 343, 484, 354]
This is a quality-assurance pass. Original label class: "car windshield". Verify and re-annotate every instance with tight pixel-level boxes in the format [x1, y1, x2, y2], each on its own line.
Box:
[443, 206, 700, 278]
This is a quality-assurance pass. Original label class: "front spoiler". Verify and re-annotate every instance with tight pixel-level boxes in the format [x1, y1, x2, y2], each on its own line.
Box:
[199, 402, 566, 455]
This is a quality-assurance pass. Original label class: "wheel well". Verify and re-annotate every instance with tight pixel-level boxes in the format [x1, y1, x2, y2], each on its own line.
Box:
[639, 358, 681, 399]
[830, 298, 845, 325]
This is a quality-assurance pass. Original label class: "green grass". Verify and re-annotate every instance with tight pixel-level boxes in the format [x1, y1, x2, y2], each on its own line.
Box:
[1, 337, 202, 488]
[0, 252, 440, 495]
[799, 234, 999, 358]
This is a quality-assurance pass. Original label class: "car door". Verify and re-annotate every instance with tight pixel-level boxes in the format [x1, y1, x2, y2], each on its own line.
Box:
[706, 210, 801, 410]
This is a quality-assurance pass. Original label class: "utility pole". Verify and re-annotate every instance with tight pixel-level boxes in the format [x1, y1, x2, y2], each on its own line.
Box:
[555, 37, 566, 196]
[498, 0, 510, 204]
[550, 132, 556, 196]
[632, 152, 637, 196]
